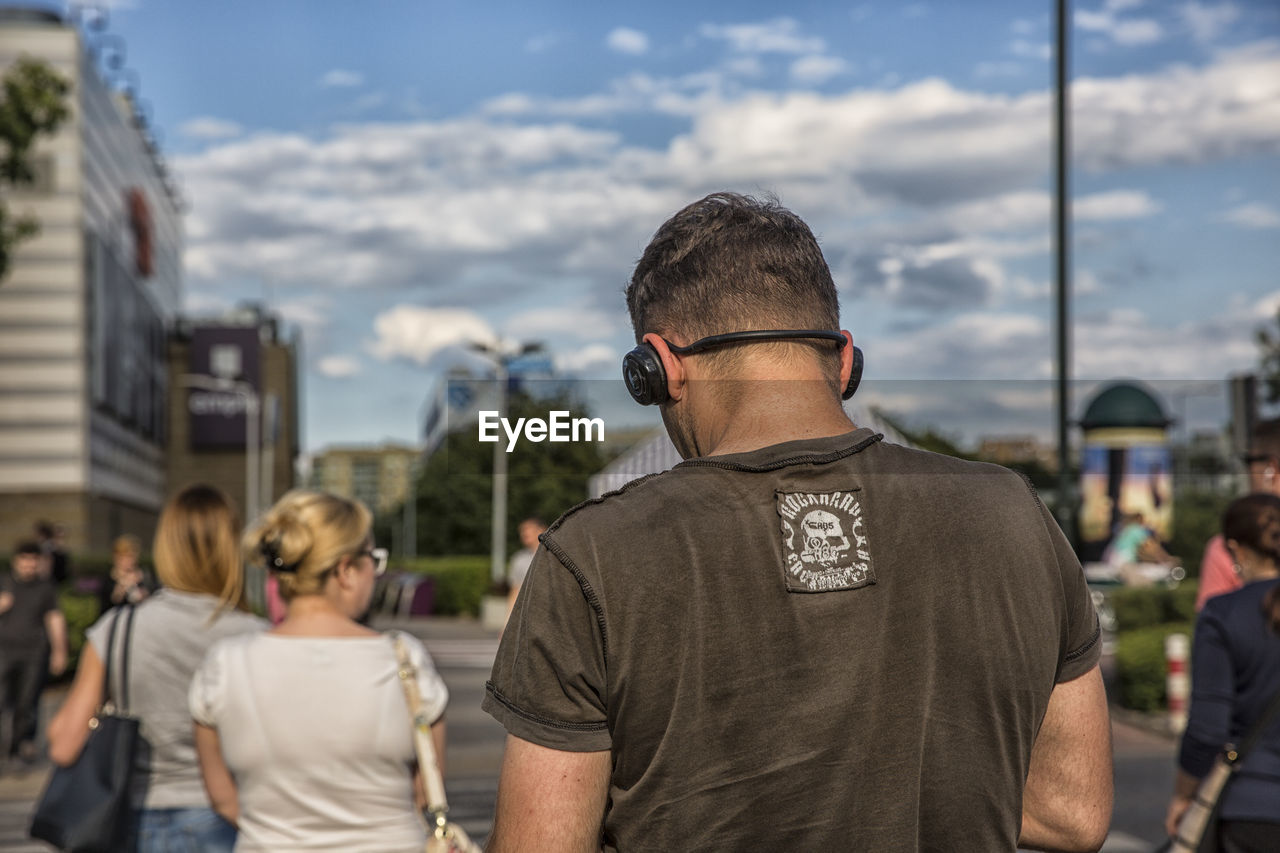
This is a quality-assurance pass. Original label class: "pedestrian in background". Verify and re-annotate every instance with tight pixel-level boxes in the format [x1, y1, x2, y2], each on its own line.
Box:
[1166, 493, 1280, 851]
[0, 541, 66, 769]
[1196, 418, 1280, 611]
[97, 534, 153, 614]
[506, 516, 546, 618]
[47, 484, 266, 852]
[32, 521, 69, 586]
[191, 489, 448, 852]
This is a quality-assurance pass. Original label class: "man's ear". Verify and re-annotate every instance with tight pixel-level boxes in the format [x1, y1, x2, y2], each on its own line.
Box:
[642, 333, 686, 402]
[839, 330, 856, 396]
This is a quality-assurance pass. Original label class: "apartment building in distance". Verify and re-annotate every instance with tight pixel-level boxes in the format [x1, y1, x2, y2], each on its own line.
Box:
[310, 443, 419, 516]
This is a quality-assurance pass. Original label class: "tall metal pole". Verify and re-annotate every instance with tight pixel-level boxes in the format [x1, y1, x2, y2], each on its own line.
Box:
[490, 359, 509, 586]
[1054, 0, 1074, 542]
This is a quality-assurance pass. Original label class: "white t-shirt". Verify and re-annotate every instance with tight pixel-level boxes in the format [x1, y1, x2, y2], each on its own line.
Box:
[190, 631, 449, 852]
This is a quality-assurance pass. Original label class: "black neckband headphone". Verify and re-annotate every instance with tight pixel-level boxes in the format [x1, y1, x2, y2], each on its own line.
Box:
[622, 329, 864, 406]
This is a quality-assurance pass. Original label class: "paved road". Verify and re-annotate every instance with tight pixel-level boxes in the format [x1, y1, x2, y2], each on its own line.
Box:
[0, 618, 1178, 852]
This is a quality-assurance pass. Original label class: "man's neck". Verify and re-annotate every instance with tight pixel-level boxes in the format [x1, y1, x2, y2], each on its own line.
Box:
[697, 389, 857, 456]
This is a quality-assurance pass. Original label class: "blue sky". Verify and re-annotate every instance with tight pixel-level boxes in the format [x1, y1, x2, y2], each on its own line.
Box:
[77, 0, 1280, 451]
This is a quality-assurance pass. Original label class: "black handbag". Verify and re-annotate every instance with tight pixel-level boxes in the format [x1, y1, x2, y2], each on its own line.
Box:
[30, 604, 141, 853]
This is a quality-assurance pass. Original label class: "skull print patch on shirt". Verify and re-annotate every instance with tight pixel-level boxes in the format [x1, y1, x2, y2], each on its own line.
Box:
[776, 490, 876, 593]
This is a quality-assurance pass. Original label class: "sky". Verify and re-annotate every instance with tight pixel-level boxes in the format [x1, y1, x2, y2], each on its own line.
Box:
[67, 0, 1280, 452]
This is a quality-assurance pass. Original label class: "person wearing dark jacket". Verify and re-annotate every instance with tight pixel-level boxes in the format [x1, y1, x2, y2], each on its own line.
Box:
[1167, 493, 1280, 852]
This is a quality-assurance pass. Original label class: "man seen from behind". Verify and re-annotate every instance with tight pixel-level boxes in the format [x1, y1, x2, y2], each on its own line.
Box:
[482, 192, 1113, 852]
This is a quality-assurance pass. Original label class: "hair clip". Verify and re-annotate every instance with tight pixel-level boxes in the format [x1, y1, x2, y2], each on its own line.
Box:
[259, 537, 299, 573]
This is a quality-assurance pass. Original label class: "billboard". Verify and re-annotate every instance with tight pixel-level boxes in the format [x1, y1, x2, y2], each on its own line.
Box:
[188, 327, 261, 450]
[1079, 442, 1174, 546]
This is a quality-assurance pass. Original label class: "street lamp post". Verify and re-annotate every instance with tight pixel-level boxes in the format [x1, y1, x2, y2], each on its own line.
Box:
[471, 341, 542, 588]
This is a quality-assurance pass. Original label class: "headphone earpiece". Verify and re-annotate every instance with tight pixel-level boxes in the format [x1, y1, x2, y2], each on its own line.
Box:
[623, 344, 669, 406]
[843, 346, 864, 401]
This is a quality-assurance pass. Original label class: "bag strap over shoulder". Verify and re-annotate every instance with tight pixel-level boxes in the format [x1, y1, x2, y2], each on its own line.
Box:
[392, 632, 448, 812]
[101, 604, 137, 714]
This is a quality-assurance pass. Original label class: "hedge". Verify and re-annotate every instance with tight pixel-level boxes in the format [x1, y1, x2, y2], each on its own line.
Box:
[1108, 583, 1198, 633]
[58, 590, 101, 680]
[1114, 622, 1192, 712]
[392, 555, 490, 617]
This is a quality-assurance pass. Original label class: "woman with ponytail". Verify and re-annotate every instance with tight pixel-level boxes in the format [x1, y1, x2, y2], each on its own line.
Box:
[48, 484, 267, 851]
[1166, 493, 1280, 851]
[189, 489, 448, 852]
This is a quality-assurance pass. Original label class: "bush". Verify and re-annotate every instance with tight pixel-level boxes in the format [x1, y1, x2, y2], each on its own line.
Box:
[394, 555, 490, 617]
[1114, 623, 1193, 712]
[58, 591, 101, 678]
[1108, 583, 1200, 632]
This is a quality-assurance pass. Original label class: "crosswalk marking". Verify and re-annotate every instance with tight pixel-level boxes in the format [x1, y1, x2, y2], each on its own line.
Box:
[422, 638, 499, 669]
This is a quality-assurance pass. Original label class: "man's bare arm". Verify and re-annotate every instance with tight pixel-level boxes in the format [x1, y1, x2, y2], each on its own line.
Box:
[1020, 664, 1113, 852]
[487, 735, 610, 853]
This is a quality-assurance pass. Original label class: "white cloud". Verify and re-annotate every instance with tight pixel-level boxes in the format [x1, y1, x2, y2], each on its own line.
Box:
[975, 61, 1025, 79]
[1075, 4, 1164, 46]
[1074, 190, 1163, 220]
[790, 55, 848, 84]
[1181, 2, 1239, 45]
[503, 307, 621, 341]
[525, 32, 561, 53]
[554, 344, 618, 377]
[368, 306, 497, 365]
[607, 27, 650, 56]
[317, 355, 362, 378]
[1220, 202, 1280, 229]
[320, 69, 363, 88]
[1010, 40, 1051, 60]
[174, 41, 1280, 318]
[179, 117, 243, 140]
[700, 18, 825, 55]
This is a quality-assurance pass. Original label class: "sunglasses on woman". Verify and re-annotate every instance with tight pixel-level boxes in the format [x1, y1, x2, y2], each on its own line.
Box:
[357, 547, 388, 576]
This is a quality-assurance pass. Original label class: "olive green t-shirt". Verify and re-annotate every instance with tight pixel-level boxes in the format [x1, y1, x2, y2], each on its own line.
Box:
[483, 429, 1101, 852]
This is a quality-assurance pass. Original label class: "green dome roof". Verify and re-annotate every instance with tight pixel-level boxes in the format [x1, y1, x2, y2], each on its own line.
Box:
[1080, 382, 1170, 430]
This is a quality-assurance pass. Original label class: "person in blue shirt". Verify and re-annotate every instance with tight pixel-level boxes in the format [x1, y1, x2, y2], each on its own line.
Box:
[1166, 493, 1280, 852]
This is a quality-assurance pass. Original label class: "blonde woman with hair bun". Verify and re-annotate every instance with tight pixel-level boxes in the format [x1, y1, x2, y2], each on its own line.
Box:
[190, 489, 449, 852]
[48, 484, 267, 852]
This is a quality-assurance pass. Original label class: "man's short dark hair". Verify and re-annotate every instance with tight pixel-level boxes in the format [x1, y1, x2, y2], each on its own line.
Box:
[13, 540, 41, 557]
[626, 192, 840, 343]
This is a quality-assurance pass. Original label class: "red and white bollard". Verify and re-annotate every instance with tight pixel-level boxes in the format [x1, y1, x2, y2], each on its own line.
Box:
[1165, 632, 1190, 734]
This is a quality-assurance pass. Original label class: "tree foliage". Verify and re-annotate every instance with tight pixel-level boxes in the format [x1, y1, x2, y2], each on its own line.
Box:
[1257, 307, 1280, 405]
[398, 388, 606, 557]
[0, 57, 71, 282]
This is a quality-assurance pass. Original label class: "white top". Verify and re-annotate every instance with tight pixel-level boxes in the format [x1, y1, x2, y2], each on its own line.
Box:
[86, 590, 267, 809]
[190, 631, 449, 852]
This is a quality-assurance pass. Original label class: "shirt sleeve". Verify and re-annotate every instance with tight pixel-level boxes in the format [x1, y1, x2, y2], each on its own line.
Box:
[84, 608, 120, 660]
[482, 544, 611, 752]
[40, 582, 59, 616]
[405, 635, 449, 725]
[189, 642, 227, 728]
[1179, 609, 1233, 778]
[1196, 536, 1241, 612]
[1035, 495, 1102, 683]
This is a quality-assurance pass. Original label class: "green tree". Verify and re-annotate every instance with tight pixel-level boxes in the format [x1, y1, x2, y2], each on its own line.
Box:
[402, 388, 606, 557]
[869, 407, 974, 459]
[1168, 488, 1233, 574]
[0, 57, 71, 282]
[1257, 307, 1280, 405]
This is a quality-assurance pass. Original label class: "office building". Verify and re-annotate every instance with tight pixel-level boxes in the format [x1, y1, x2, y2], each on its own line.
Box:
[0, 8, 182, 551]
